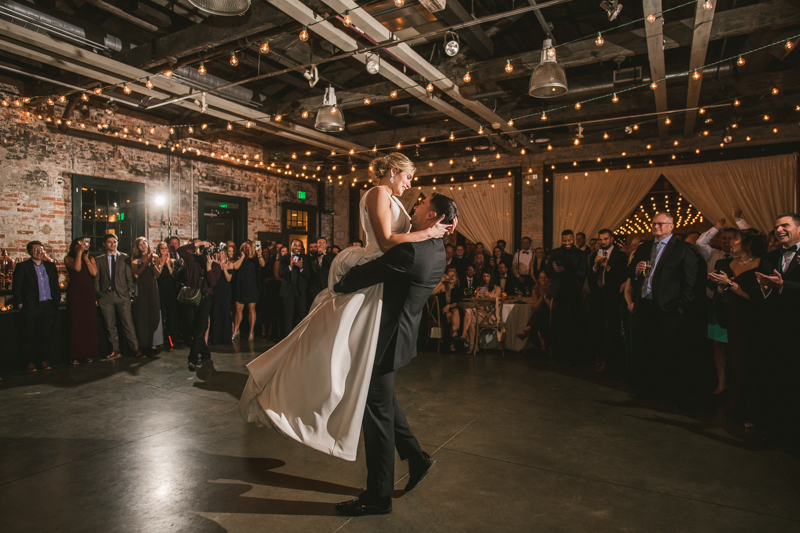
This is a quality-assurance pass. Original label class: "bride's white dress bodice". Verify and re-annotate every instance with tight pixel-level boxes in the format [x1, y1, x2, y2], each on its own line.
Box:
[360, 187, 411, 254]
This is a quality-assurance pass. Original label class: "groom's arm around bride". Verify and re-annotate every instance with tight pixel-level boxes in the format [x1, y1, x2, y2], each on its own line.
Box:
[332, 192, 457, 516]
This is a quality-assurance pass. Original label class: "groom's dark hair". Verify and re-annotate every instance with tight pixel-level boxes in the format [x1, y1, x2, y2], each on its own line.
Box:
[428, 192, 458, 224]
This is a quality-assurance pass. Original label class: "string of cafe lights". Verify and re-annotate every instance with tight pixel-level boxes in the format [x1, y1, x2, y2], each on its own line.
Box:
[617, 194, 704, 236]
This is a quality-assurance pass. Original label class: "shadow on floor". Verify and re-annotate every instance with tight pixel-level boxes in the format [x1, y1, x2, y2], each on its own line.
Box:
[193, 362, 249, 400]
[0, 357, 157, 391]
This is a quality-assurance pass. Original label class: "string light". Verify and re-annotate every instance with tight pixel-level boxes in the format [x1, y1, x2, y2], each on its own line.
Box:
[505, 60, 513, 73]
[123, 84, 132, 94]
[301, 110, 309, 119]
[394, 0, 404, 5]
[507, 119, 514, 126]
[478, 125, 484, 134]
[246, 121, 252, 128]
[275, 114, 282, 121]
[449, 131, 455, 140]
[595, 32, 604, 46]
[650, 82, 658, 90]
[426, 82, 434, 93]
[390, 90, 398, 98]
[364, 97, 371, 105]
[164, 69, 173, 78]
[541, 113, 547, 121]
[547, 144, 553, 151]
[786, 40, 794, 50]
[230, 52, 239, 66]
[198, 62, 207, 75]
[763, 114, 770, 121]
[692, 69, 701, 80]
[703, 1, 713, 10]
[736, 56, 745, 66]
[574, 102, 581, 110]
[299, 26, 309, 41]
[646, 13, 656, 23]
[603, 132, 609, 139]
[94, 87, 102, 95]
[343, 10, 352, 27]
[772, 87, 780, 95]
[574, 138, 580, 145]
[520, 148, 526, 155]
[612, 93, 619, 103]
[464, 71, 471, 83]
[260, 40, 270, 54]
[145, 78, 154, 89]
[496, 152, 501, 159]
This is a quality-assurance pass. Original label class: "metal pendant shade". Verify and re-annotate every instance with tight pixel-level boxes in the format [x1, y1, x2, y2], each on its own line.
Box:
[315, 87, 346, 132]
[528, 39, 568, 98]
[187, 0, 250, 16]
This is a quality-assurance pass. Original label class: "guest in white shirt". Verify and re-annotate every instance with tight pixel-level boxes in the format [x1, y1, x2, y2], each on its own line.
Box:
[512, 236, 535, 288]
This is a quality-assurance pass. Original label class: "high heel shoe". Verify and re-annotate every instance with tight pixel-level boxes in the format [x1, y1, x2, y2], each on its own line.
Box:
[248, 333, 255, 342]
[232, 330, 240, 341]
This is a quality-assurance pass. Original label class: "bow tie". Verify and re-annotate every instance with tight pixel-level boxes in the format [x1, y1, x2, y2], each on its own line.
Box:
[784, 245, 798, 254]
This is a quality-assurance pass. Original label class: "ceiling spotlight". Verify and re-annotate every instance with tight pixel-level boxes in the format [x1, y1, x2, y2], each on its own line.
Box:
[737, 56, 745, 66]
[703, 1, 713, 10]
[600, 0, 623, 21]
[260, 40, 270, 54]
[463, 71, 471, 83]
[505, 60, 513, 73]
[230, 52, 239, 66]
[445, 31, 460, 57]
[595, 32, 604, 46]
[646, 13, 656, 23]
[299, 26, 309, 41]
[366, 54, 380, 74]
[529, 39, 567, 97]
[612, 93, 619, 103]
[390, 90, 398, 98]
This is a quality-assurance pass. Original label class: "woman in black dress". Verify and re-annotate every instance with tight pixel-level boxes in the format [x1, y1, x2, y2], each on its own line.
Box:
[65, 237, 98, 364]
[431, 268, 465, 350]
[155, 242, 179, 349]
[210, 244, 235, 345]
[708, 229, 766, 427]
[131, 237, 162, 355]
[232, 240, 266, 341]
[531, 247, 547, 283]
[516, 271, 553, 352]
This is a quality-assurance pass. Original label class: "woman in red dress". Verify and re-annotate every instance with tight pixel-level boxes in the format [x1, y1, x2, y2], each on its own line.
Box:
[65, 237, 99, 364]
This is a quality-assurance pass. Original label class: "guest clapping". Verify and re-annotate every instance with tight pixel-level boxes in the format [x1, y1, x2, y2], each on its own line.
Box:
[155, 242, 179, 348]
[131, 237, 162, 355]
[233, 240, 265, 342]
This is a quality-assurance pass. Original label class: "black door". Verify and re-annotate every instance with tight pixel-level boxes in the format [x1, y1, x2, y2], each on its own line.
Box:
[198, 192, 249, 246]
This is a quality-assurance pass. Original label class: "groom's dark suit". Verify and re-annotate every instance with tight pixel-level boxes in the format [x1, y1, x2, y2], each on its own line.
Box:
[335, 237, 445, 498]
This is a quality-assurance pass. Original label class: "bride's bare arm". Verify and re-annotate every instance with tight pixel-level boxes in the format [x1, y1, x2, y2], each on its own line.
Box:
[366, 188, 447, 253]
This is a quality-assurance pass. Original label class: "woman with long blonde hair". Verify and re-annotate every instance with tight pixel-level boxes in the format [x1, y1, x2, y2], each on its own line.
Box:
[130, 237, 163, 355]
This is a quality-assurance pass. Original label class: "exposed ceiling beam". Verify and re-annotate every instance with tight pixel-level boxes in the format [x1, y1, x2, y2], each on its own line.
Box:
[526, 0, 556, 43]
[115, 2, 293, 69]
[642, 0, 668, 140]
[81, 0, 162, 34]
[460, 0, 800, 88]
[436, 0, 494, 59]
[683, 0, 716, 137]
[0, 19, 372, 158]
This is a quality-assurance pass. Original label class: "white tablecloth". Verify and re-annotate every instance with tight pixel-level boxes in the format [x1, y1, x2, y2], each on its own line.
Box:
[479, 302, 533, 352]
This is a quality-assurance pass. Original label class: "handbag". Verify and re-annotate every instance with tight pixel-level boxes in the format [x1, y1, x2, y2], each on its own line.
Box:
[177, 267, 206, 306]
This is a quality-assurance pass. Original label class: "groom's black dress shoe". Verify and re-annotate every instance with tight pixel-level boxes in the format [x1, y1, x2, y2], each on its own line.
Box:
[405, 451, 435, 492]
[335, 492, 392, 516]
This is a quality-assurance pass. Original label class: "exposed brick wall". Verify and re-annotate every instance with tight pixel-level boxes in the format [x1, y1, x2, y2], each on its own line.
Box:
[0, 84, 320, 265]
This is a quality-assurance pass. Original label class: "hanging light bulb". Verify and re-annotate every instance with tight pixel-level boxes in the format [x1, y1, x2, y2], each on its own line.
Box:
[603, 132, 609, 139]
[703, 1, 713, 10]
[763, 114, 770, 121]
[364, 97, 371, 105]
[449, 131, 455, 141]
[520, 148, 526, 155]
[94, 87, 103, 95]
[478, 125, 484, 134]
[164, 69, 173, 77]
[275, 114, 282, 122]
[372, 145, 377, 152]
[574, 138, 580, 145]
[299, 26, 309, 41]
[541, 113, 547, 121]
[420, 137, 426, 142]
[201, 123, 207, 130]
[496, 152, 501, 159]
[145, 77, 154, 89]
[426, 82, 434, 93]
[786, 40, 794, 50]
[47, 97, 54, 105]
[505, 60, 513, 73]
[665, 117, 671, 125]
[650, 82, 658, 90]
[396, 142, 402, 149]
[260, 40, 270, 54]
[227, 123, 233, 130]
[463, 71, 471, 83]
[81, 93, 89, 101]
[188, 126, 194, 134]
[595, 32, 604, 46]
[394, 0, 404, 6]
[343, 10, 352, 27]
[646, 13, 656, 23]
[547, 144, 553, 151]
[123, 84, 132, 95]
[301, 110, 309, 119]
[230, 52, 239, 66]
[169, 127, 175, 134]
[574, 102, 581, 110]
[772, 87, 780, 95]
[692, 69, 701, 80]
[149, 127, 155, 134]
[507, 119, 514, 126]
[698, 108, 706, 114]
[390, 90, 398, 98]
[198, 62, 207, 75]
[472, 156, 477, 162]
[449, 159, 454, 165]
[58, 95, 66, 103]
[733, 99, 740, 107]
[736, 56, 745, 66]
[444, 31, 459, 57]
[612, 93, 619, 103]
[246, 121, 252, 128]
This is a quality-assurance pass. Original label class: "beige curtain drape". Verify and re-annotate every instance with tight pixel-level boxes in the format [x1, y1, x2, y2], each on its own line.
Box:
[553, 168, 662, 242]
[664, 153, 797, 232]
[400, 180, 514, 245]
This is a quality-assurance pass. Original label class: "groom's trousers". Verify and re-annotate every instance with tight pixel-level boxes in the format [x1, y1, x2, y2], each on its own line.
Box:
[363, 362, 423, 498]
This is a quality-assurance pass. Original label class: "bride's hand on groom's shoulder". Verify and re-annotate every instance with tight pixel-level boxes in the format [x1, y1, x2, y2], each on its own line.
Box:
[428, 215, 457, 240]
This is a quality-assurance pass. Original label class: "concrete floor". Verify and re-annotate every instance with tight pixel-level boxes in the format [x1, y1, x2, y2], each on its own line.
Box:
[1, 340, 799, 533]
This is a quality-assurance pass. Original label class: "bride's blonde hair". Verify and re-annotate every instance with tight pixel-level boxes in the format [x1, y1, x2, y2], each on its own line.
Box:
[370, 152, 415, 181]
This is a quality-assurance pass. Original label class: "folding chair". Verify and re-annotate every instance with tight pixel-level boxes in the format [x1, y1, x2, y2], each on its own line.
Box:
[424, 296, 442, 352]
[471, 296, 505, 357]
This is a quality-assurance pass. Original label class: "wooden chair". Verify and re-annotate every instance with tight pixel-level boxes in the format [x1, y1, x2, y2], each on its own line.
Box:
[470, 296, 505, 357]
[424, 296, 442, 352]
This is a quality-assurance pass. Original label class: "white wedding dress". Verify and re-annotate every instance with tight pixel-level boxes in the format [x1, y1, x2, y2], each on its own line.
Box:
[238, 187, 411, 461]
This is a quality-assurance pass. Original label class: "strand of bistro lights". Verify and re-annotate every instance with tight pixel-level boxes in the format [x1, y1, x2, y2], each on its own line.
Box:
[617, 194, 704, 236]
[2, 0, 770, 132]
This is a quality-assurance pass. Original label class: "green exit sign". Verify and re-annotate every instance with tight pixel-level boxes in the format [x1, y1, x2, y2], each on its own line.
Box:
[297, 191, 306, 200]
[118, 212, 125, 221]
[219, 204, 228, 208]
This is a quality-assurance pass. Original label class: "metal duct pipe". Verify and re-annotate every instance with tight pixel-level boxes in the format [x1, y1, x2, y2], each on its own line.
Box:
[172, 67, 255, 106]
[0, 0, 121, 52]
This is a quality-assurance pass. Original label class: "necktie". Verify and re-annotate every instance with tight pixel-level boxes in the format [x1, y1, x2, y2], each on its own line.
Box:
[110, 254, 116, 291]
[642, 242, 661, 298]
[598, 254, 606, 288]
[783, 245, 797, 273]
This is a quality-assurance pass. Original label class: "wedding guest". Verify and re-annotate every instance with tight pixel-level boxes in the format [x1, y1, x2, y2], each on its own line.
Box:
[491, 246, 512, 272]
[531, 247, 547, 283]
[477, 271, 501, 298]
[331, 245, 341, 255]
[708, 229, 766, 425]
[233, 240, 265, 341]
[309, 242, 318, 256]
[310, 236, 335, 299]
[512, 237, 535, 288]
[256, 244, 274, 337]
[444, 244, 454, 270]
[547, 230, 588, 363]
[766, 230, 780, 253]
[472, 253, 488, 278]
[431, 268, 465, 349]
[497, 239, 514, 266]
[65, 237, 98, 364]
[627, 213, 699, 401]
[517, 271, 553, 352]
[279, 239, 311, 337]
[452, 244, 468, 276]
[697, 219, 738, 275]
[210, 245, 235, 345]
[588, 229, 628, 372]
[461, 264, 478, 296]
[131, 237, 162, 355]
[472, 272, 502, 346]
[494, 262, 519, 295]
[155, 242, 179, 348]
[471, 242, 491, 268]
[13, 241, 61, 372]
[177, 240, 221, 371]
[95, 234, 142, 359]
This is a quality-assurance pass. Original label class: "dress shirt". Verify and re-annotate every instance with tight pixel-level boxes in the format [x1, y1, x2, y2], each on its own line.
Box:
[780, 244, 798, 272]
[289, 254, 304, 272]
[696, 218, 750, 273]
[592, 245, 615, 273]
[643, 234, 673, 300]
[106, 252, 118, 291]
[33, 261, 52, 301]
[513, 249, 533, 275]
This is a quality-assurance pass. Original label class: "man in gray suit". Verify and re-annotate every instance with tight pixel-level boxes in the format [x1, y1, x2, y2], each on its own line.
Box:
[94, 233, 142, 359]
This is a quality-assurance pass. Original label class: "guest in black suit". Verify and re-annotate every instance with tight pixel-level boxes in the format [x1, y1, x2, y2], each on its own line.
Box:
[588, 229, 628, 373]
[627, 212, 699, 400]
[460, 264, 478, 296]
[490, 246, 512, 273]
[494, 262, 519, 295]
[469, 242, 492, 270]
[496, 239, 514, 268]
[177, 240, 221, 371]
[546, 230, 588, 363]
[12, 241, 61, 372]
[531, 247, 547, 284]
[310, 236, 335, 299]
[451, 244, 469, 277]
[754, 213, 800, 442]
[333, 193, 456, 516]
[279, 239, 312, 336]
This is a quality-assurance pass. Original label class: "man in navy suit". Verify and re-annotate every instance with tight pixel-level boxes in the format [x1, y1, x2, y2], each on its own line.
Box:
[12, 241, 61, 372]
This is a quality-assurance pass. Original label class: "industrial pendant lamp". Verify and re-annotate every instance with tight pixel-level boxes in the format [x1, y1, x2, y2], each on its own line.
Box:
[187, 0, 250, 16]
[315, 87, 346, 132]
[528, 39, 568, 98]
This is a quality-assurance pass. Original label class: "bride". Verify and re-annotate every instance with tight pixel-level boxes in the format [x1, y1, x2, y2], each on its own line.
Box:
[238, 153, 451, 461]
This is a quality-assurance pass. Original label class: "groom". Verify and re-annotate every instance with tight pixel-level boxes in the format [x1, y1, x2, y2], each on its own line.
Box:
[333, 192, 458, 516]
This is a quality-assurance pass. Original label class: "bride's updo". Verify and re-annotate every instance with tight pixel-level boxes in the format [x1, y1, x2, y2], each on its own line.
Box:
[370, 152, 416, 181]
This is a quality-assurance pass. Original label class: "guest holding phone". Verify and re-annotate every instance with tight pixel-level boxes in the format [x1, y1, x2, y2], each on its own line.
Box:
[154, 242, 179, 349]
[131, 237, 163, 356]
[233, 240, 265, 341]
[65, 237, 98, 364]
[211, 244, 236, 345]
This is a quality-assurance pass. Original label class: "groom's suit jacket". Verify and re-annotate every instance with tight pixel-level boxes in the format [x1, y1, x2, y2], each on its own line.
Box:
[334, 238, 446, 370]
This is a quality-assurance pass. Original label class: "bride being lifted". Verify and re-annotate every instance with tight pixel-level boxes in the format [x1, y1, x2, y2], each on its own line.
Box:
[238, 153, 453, 461]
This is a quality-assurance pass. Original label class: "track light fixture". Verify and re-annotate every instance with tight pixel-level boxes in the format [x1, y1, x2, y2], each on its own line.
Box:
[366, 54, 380, 74]
[600, 0, 623, 21]
[444, 31, 460, 57]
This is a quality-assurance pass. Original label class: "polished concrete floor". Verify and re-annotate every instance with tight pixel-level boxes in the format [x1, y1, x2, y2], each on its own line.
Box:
[1, 339, 799, 533]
